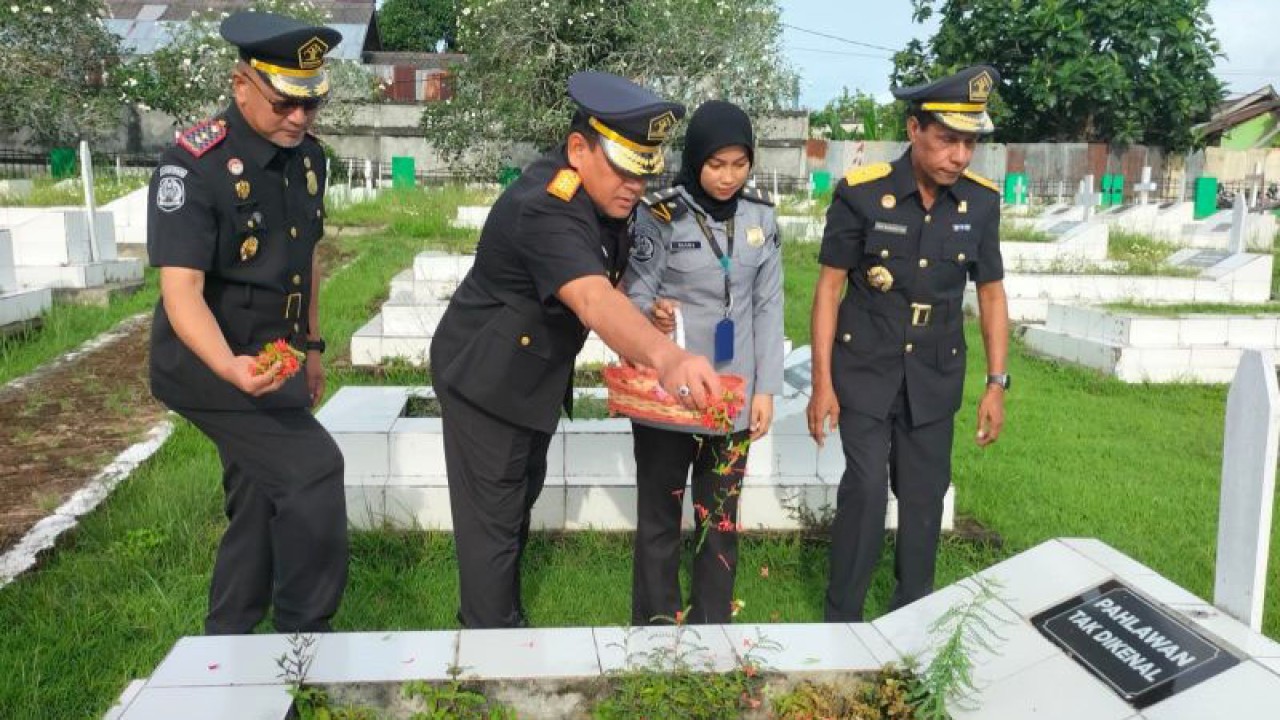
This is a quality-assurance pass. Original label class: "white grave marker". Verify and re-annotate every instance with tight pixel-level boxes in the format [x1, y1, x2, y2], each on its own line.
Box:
[1074, 175, 1101, 222]
[1214, 349, 1279, 631]
[79, 141, 99, 263]
[1227, 192, 1249, 256]
[1133, 166, 1158, 205]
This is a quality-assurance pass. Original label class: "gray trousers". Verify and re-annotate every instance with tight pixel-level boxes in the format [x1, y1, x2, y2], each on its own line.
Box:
[825, 384, 954, 622]
[439, 388, 550, 629]
[177, 406, 348, 635]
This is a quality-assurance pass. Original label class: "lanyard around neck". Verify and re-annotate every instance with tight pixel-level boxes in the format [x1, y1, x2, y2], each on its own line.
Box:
[691, 212, 734, 314]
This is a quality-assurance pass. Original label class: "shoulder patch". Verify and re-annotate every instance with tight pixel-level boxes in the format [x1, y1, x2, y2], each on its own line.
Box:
[741, 186, 774, 206]
[844, 162, 892, 187]
[177, 118, 227, 158]
[962, 169, 1000, 193]
[547, 168, 581, 202]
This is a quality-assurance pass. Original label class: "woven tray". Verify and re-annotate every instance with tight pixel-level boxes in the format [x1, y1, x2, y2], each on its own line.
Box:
[603, 364, 746, 432]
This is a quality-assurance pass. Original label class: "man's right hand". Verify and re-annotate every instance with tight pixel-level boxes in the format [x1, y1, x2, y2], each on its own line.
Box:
[807, 382, 841, 447]
[220, 355, 286, 396]
[655, 349, 721, 410]
[649, 298, 679, 334]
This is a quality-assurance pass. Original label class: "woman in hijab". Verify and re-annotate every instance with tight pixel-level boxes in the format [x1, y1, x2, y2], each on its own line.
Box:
[622, 100, 784, 625]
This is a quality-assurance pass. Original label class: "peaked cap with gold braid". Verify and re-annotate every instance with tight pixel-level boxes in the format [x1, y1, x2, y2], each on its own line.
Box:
[892, 65, 1000, 135]
[221, 11, 342, 99]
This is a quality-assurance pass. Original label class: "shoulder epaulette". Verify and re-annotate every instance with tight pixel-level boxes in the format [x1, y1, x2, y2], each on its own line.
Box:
[641, 187, 686, 223]
[177, 118, 227, 158]
[546, 168, 581, 202]
[962, 169, 1000, 193]
[843, 162, 892, 187]
[741, 186, 774, 206]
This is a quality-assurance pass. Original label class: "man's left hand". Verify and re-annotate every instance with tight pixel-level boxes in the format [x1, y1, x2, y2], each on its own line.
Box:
[976, 386, 1004, 447]
[749, 394, 774, 441]
[306, 351, 326, 408]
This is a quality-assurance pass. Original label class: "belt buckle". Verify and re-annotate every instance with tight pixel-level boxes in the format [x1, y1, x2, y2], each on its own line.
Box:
[910, 303, 932, 327]
[284, 293, 303, 319]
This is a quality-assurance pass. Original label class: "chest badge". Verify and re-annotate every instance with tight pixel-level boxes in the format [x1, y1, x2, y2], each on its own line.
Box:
[958, 200, 968, 214]
[306, 170, 319, 196]
[866, 265, 894, 292]
[235, 180, 251, 201]
[304, 156, 312, 170]
[881, 194, 896, 209]
[240, 236, 259, 261]
[226, 158, 244, 176]
[747, 226, 765, 247]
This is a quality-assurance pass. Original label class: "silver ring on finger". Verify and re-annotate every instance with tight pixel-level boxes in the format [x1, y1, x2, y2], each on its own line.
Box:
[677, 385, 691, 398]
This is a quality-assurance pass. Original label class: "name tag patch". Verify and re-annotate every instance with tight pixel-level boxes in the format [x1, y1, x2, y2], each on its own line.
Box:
[952, 223, 972, 232]
[873, 221, 908, 235]
[671, 240, 702, 251]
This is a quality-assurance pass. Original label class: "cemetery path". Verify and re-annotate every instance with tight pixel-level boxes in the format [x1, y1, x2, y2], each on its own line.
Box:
[0, 318, 164, 552]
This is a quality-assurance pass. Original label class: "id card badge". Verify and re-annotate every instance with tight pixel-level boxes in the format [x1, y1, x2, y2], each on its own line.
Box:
[714, 318, 735, 363]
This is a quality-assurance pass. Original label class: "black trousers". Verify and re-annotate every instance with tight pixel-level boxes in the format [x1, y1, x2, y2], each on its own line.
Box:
[631, 423, 749, 626]
[176, 406, 348, 635]
[440, 388, 550, 628]
[825, 384, 954, 622]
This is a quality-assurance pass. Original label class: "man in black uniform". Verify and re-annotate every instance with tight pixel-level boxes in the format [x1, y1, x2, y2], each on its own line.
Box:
[430, 72, 724, 629]
[807, 65, 1011, 621]
[147, 11, 346, 635]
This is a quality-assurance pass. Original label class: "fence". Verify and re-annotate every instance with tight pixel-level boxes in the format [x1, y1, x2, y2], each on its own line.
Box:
[0, 149, 157, 180]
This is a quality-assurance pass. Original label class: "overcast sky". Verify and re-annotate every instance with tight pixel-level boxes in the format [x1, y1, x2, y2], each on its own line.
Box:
[779, 0, 1280, 108]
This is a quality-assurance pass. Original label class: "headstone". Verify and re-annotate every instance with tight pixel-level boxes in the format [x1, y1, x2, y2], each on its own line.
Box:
[391, 156, 415, 189]
[1133, 166, 1157, 206]
[79, 141, 99, 263]
[1227, 192, 1249, 256]
[364, 159, 374, 190]
[1047, 221, 1082, 236]
[1034, 580, 1240, 708]
[1246, 161, 1264, 209]
[1075, 175, 1101, 222]
[1193, 176, 1218, 220]
[1056, 179, 1067, 205]
[1213, 349, 1278, 631]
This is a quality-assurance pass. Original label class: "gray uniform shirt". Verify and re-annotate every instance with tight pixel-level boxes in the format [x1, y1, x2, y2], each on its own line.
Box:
[624, 186, 785, 433]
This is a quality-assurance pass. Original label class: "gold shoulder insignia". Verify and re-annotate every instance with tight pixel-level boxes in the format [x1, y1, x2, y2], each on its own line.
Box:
[650, 202, 673, 223]
[177, 118, 228, 158]
[546, 168, 581, 202]
[844, 162, 892, 187]
[963, 169, 1000, 193]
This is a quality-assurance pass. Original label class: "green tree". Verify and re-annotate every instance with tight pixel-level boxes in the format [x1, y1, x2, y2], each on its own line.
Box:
[0, 0, 125, 145]
[117, 0, 379, 127]
[809, 89, 905, 141]
[896, 0, 1224, 150]
[379, 0, 458, 52]
[422, 0, 798, 173]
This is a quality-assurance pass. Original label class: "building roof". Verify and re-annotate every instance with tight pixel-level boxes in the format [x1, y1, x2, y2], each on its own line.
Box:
[102, 1, 376, 60]
[1193, 85, 1280, 144]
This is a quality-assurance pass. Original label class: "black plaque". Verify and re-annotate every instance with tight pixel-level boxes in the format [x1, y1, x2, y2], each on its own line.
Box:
[1033, 580, 1239, 709]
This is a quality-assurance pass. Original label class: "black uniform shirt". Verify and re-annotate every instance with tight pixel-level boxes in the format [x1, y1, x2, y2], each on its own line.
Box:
[819, 150, 1003, 426]
[430, 146, 629, 433]
[147, 102, 327, 411]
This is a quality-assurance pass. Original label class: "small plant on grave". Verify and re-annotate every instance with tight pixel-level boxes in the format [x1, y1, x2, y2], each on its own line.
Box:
[780, 489, 836, 538]
[290, 686, 380, 720]
[276, 632, 319, 688]
[770, 665, 921, 720]
[401, 675, 516, 720]
[905, 575, 1012, 720]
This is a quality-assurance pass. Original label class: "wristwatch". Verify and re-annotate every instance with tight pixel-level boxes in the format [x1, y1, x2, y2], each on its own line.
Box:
[305, 338, 327, 354]
[986, 373, 1011, 390]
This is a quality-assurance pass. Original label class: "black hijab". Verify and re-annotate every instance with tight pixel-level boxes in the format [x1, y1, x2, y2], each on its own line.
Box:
[674, 100, 755, 222]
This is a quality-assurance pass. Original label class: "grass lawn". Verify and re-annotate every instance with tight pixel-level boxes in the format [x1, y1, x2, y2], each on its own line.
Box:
[0, 174, 149, 207]
[0, 269, 159, 386]
[0, 187, 1277, 719]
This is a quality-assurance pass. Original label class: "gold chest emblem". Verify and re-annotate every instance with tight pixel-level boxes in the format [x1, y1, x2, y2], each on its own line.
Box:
[306, 170, 318, 196]
[866, 265, 894, 292]
[881, 194, 896, 209]
[235, 180, 251, 200]
[240, 236, 259, 261]
[747, 226, 765, 247]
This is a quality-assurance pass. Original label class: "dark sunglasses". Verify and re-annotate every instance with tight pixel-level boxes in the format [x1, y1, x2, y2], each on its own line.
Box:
[243, 73, 327, 115]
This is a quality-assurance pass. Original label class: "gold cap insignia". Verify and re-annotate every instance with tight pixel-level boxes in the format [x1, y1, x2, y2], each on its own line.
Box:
[235, 180, 251, 200]
[298, 37, 329, 70]
[747, 226, 765, 248]
[547, 168, 582, 202]
[881, 194, 896, 209]
[866, 265, 894, 292]
[306, 170, 318, 196]
[969, 70, 993, 102]
[647, 110, 678, 141]
[240, 236, 259, 261]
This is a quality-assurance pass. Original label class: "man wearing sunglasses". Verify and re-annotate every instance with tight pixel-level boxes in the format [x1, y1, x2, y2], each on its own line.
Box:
[145, 11, 347, 635]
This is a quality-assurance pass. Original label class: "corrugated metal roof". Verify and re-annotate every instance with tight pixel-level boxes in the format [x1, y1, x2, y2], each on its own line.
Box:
[103, 18, 369, 61]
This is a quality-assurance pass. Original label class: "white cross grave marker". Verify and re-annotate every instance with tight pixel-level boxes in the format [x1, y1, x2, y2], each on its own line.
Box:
[1075, 175, 1101, 222]
[1133, 166, 1158, 205]
[79, 140, 99, 263]
[1228, 191, 1249, 255]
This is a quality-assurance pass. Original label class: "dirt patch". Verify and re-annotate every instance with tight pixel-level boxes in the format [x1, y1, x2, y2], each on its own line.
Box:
[0, 318, 166, 552]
